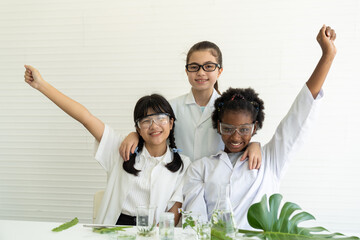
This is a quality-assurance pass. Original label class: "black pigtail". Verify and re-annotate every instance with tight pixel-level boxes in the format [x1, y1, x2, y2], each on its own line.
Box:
[165, 130, 184, 173]
[123, 136, 144, 176]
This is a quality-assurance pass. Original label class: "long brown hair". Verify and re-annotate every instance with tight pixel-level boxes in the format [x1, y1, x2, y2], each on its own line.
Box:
[186, 41, 223, 94]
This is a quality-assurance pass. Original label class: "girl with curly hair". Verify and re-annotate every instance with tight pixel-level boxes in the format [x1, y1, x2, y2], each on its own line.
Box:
[183, 25, 337, 230]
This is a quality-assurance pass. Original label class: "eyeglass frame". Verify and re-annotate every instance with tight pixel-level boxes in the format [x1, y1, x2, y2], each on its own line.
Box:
[185, 62, 221, 72]
[219, 122, 256, 136]
[136, 113, 171, 129]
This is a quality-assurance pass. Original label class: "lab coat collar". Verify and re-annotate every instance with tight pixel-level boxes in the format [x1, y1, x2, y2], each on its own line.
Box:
[212, 150, 246, 170]
[212, 150, 233, 170]
[184, 88, 221, 106]
[185, 89, 221, 126]
[199, 90, 221, 125]
[138, 145, 173, 165]
[185, 90, 196, 105]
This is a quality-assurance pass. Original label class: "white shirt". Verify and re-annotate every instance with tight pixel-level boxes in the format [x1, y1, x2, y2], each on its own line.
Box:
[183, 84, 323, 230]
[121, 148, 166, 216]
[94, 125, 191, 224]
[170, 89, 224, 161]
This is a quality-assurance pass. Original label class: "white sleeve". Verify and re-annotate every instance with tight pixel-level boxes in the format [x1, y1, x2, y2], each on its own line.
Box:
[263, 84, 323, 180]
[166, 156, 191, 210]
[182, 159, 208, 221]
[94, 124, 123, 173]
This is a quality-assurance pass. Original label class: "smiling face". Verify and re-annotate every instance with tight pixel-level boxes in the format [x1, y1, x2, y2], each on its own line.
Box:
[137, 108, 174, 150]
[186, 50, 223, 94]
[218, 110, 256, 153]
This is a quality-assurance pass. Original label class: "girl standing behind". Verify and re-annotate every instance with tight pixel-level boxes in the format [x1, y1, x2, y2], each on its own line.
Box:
[24, 66, 191, 225]
[121, 41, 261, 169]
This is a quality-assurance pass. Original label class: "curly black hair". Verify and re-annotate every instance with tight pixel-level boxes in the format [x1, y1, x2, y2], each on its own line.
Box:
[211, 87, 265, 134]
[123, 94, 184, 176]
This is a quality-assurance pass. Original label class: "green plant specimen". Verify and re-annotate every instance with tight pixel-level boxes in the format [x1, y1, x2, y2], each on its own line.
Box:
[183, 214, 196, 229]
[51, 217, 79, 232]
[211, 227, 233, 240]
[137, 223, 156, 237]
[236, 194, 359, 240]
[116, 235, 136, 240]
[92, 226, 131, 234]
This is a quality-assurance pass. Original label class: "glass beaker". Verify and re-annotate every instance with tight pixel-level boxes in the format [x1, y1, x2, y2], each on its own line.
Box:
[136, 205, 157, 238]
[211, 184, 236, 238]
[159, 212, 174, 240]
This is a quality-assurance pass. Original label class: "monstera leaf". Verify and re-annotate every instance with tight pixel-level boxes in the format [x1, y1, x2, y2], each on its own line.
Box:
[237, 194, 359, 240]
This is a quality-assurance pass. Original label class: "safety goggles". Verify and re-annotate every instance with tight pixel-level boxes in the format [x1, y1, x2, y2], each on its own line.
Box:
[136, 113, 171, 129]
[219, 122, 254, 136]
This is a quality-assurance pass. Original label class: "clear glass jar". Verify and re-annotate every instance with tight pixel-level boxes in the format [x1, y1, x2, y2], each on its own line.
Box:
[159, 212, 174, 240]
[136, 205, 157, 237]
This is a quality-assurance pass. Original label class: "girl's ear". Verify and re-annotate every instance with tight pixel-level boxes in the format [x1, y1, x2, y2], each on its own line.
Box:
[252, 122, 258, 136]
[217, 120, 221, 134]
[136, 127, 142, 137]
[169, 118, 174, 130]
[217, 67, 223, 78]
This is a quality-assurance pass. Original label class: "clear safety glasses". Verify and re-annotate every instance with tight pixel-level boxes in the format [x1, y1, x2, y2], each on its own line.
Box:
[219, 122, 254, 136]
[136, 113, 171, 129]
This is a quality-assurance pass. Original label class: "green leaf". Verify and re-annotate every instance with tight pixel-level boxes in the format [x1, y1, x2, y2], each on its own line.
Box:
[211, 228, 233, 240]
[183, 215, 196, 228]
[278, 202, 302, 232]
[51, 217, 79, 232]
[288, 211, 315, 234]
[239, 194, 359, 240]
[92, 226, 132, 234]
[116, 235, 136, 240]
[269, 193, 282, 231]
[247, 195, 272, 231]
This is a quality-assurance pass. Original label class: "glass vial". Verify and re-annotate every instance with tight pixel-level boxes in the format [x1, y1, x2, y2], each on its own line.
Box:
[159, 212, 174, 240]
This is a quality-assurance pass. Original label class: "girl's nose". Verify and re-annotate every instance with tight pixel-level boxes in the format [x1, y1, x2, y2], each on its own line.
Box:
[230, 130, 242, 140]
[148, 119, 160, 129]
[196, 67, 206, 75]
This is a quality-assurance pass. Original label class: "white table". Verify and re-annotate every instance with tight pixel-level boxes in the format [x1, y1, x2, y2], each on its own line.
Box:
[0, 219, 184, 240]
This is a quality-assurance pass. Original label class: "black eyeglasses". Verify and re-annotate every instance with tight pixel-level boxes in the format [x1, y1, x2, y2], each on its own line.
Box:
[185, 63, 221, 72]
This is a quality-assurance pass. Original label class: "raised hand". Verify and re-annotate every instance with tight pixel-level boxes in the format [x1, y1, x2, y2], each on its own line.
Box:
[23, 65, 105, 142]
[24, 65, 45, 90]
[317, 25, 337, 58]
[306, 25, 337, 98]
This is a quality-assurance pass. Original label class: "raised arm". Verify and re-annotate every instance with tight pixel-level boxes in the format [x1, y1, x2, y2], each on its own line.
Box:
[265, 25, 337, 178]
[306, 25, 337, 98]
[24, 65, 104, 142]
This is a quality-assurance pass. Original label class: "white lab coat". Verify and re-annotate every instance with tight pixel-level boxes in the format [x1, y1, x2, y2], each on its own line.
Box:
[94, 125, 191, 224]
[170, 89, 224, 161]
[183, 84, 323, 230]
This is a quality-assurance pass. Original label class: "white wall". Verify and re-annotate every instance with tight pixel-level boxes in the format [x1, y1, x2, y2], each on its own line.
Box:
[0, 0, 359, 236]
